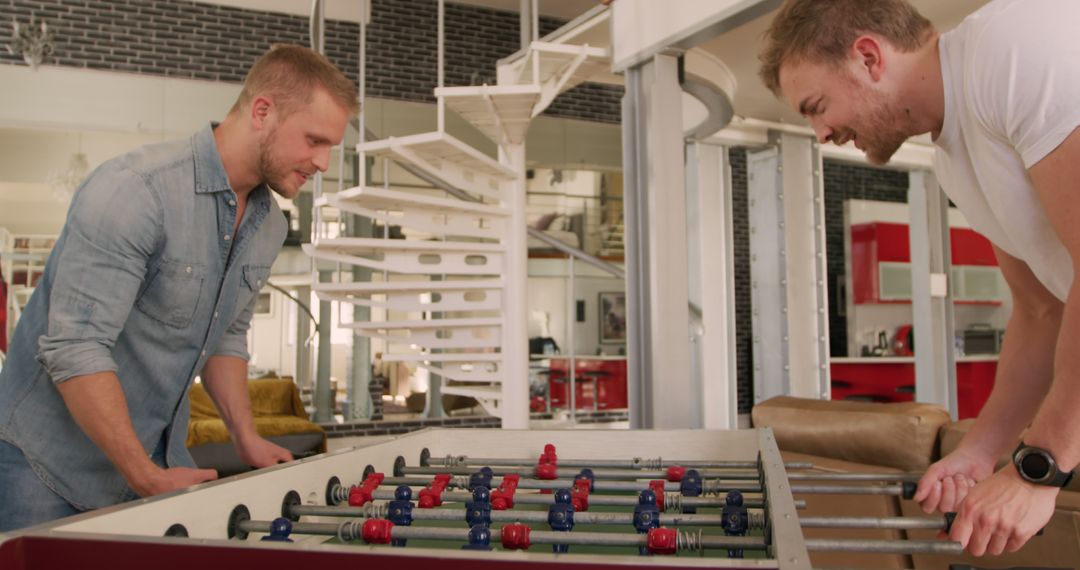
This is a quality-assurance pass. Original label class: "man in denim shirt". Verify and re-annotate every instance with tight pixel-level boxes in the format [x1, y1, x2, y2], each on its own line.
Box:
[0, 44, 357, 531]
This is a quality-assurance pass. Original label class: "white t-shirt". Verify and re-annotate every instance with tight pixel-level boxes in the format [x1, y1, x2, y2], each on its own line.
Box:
[934, 0, 1080, 301]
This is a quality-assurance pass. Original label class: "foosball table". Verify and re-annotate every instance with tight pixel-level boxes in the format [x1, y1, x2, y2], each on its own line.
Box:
[0, 428, 982, 569]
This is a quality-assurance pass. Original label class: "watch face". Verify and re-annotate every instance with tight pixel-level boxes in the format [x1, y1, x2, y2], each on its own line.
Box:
[1020, 450, 1052, 481]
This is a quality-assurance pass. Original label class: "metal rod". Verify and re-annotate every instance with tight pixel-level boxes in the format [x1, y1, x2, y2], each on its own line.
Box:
[790, 484, 908, 496]
[290, 503, 738, 527]
[798, 516, 946, 531]
[377, 475, 763, 494]
[804, 538, 964, 555]
[243, 519, 768, 551]
[330, 481, 797, 510]
[398, 465, 764, 481]
[425, 454, 811, 470]
[787, 472, 921, 483]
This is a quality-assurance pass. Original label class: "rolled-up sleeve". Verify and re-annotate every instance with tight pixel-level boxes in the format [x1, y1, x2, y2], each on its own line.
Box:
[213, 292, 255, 361]
[37, 166, 162, 383]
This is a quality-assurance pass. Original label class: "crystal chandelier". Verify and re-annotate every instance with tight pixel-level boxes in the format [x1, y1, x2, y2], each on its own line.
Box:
[47, 152, 89, 203]
[5, 15, 54, 70]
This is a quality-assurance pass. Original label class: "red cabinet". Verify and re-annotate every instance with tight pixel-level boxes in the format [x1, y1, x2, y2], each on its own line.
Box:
[830, 359, 996, 420]
[547, 357, 628, 410]
[852, 223, 1000, 304]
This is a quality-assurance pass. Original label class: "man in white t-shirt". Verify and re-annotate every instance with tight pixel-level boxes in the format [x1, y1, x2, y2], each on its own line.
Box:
[758, 0, 1080, 557]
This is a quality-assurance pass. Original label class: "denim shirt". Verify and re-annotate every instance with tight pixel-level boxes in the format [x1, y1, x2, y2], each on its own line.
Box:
[0, 123, 286, 509]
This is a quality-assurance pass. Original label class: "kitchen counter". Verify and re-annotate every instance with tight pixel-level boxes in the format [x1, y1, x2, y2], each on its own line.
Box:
[832, 355, 998, 364]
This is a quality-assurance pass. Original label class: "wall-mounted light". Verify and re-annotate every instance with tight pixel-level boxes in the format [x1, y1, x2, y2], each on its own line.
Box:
[6, 15, 54, 70]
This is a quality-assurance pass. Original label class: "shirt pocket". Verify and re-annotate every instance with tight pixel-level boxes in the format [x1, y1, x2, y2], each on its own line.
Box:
[233, 264, 271, 320]
[135, 259, 205, 329]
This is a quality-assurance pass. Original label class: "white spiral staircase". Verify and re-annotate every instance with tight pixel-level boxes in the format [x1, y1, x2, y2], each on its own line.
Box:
[304, 8, 613, 427]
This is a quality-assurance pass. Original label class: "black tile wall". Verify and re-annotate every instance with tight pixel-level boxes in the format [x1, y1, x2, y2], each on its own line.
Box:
[1, 0, 622, 123]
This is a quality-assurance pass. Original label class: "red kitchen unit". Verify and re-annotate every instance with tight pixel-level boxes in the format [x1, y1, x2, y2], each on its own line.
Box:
[851, 222, 1000, 304]
[546, 357, 628, 410]
[830, 359, 996, 419]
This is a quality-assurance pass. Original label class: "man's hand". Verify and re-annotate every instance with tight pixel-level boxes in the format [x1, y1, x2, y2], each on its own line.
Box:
[947, 467, 1058, 556]
[236, 434, 293, 469]
[130, 466, 218, 498]
[915, 447, 995, 513]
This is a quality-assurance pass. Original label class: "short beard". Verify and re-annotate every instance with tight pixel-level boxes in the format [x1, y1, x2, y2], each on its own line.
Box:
[256, 124, 281, 190]
[856, 84, 910, 166]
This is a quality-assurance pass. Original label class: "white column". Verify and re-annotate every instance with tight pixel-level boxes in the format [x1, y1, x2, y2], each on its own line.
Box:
[621, 53, 693, 428]
[499, 142, 530, 429]
[686, 142, 738, 428]
[748, 133, 830, 403]
[909, 170, 958, 418]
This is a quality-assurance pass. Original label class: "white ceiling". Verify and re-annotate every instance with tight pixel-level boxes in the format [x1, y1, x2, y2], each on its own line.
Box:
[197, 0, 990, 125]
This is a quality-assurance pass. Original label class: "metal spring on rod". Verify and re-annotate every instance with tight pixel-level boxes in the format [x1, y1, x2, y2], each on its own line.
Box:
[451, 475, 471, 489]
[330, 483, 350, 505]
[749, 511, 766, 531]
[361, 502, 388, 519]
[677, 529, 705, 556]
[442, 454, 467, 468]
[664, 493, 683, 513]
[337, 520, 363, 542]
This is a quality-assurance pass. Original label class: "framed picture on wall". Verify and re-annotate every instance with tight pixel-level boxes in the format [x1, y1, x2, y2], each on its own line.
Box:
[598, 291, 626, 344]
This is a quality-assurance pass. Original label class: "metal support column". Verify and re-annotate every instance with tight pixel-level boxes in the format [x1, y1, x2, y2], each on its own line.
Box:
[314, 270, 334, 423]
[748, 132, 830, 403]
[908, 170, 958, 418]
[497, 142, 530, 429]
[621, 53, 693, 428]
[686, 142, 738, 428]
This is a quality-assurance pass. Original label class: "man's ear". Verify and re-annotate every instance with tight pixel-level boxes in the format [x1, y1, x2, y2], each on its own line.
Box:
[250, 95, 273, 129]
[852, 35, 885, 82]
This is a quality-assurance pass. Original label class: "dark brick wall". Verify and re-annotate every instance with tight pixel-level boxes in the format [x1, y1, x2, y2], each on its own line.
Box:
[821, 160, 909, 357]
[729, 151, 909, 413]
[0, 0, 622, 123]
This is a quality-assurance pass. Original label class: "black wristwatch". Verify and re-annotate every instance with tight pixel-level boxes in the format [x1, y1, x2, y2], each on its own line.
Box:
[1013, 442, 1074, 487]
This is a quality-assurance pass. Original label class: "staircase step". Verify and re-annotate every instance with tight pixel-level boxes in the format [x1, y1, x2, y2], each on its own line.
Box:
[347, 317, 501, 351]
[345, 317, 501, 330]
[319, 186, 509, 217]
[380, 352, 502, 364]
[435, 84, 541, 146]
[417, 361, 500, 383]
[315, 281, 502, 312]
[313, 279, 502, 294]
[508, 42, 610, 97]
[359, 132, 517, 202]
[320, 187, 507, 241]
[441, 384, 502, 401]
[303, 239, 504, 276]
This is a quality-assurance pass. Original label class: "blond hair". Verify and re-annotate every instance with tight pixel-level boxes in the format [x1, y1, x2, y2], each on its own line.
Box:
[231, 44, 359, 117]
[759, 0, 935, 96]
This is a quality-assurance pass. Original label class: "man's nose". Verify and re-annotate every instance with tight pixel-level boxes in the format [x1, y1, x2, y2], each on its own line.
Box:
[811, 120, 833, 144]
[313, 147, 331, 172]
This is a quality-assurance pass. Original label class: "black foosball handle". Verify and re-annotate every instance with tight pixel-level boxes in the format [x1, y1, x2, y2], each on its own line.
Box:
[943, 512, 1045, 537]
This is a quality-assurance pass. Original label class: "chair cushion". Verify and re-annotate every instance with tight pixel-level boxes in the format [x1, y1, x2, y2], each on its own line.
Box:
[752, 396, 950, 471]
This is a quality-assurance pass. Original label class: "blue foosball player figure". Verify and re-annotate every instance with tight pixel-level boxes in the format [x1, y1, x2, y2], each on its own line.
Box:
[679, 468, 703, 514]
[461, 524, 494, 551]
[469, 466, 495, 491]
[261, 517, 294, 542]
[387, 485, 414, 547]
[722, 490, 748, 558]
[547, 488, 576, 553]
[633, 489, 660, 555]
[465, 486, 493, 528]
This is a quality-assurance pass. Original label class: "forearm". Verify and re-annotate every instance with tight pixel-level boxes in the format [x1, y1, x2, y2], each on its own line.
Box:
[1023, 284, 1080, 471]
[957, 308, 1060, 461]
[200, 355, 258, 444]
[56, 372, 161, 490]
